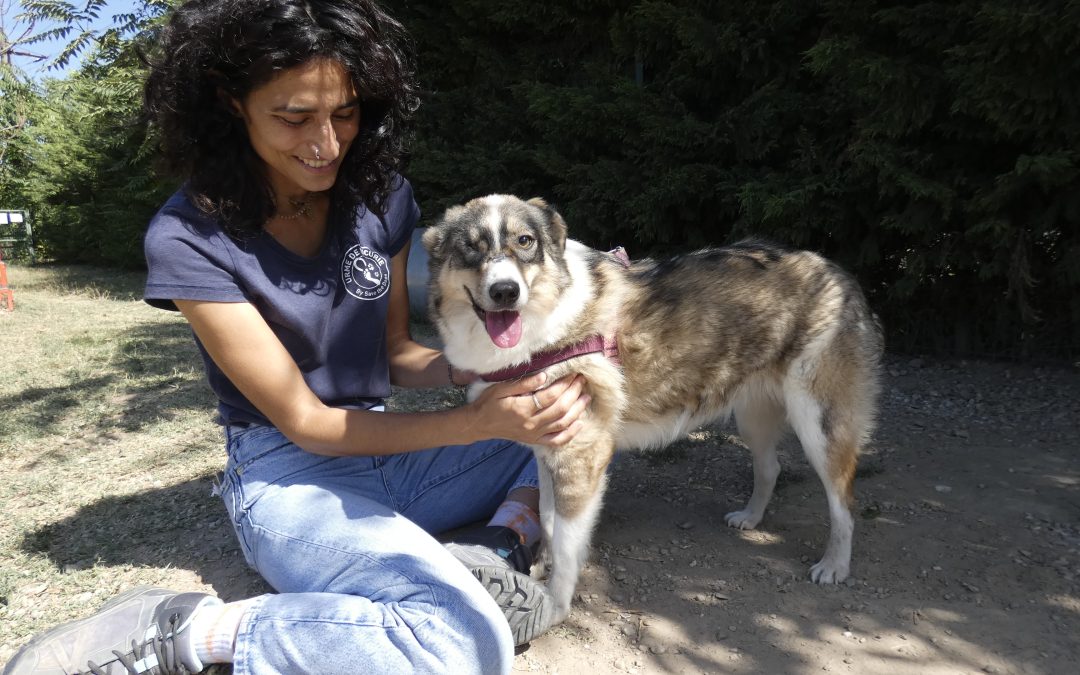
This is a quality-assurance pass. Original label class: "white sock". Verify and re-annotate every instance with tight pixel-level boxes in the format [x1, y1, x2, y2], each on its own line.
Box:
[188, 599, 255, 666]
[488, 499, 542, 549]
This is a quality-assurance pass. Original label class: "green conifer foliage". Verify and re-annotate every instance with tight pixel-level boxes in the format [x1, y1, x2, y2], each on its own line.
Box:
[11, 49, 174, 267]
[389, 0, 1079, 358]
[3, 0, 1076, 357]
[5, 0, 176, 268]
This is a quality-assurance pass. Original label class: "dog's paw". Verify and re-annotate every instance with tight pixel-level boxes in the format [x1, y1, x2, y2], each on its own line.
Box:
[724, 509, 763, 530]
[553, 602, 572, 626]
[809, 558, 850, 584]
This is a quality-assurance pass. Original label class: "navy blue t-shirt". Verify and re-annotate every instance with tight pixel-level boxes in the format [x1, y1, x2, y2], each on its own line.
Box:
[144, 179, 419, 425]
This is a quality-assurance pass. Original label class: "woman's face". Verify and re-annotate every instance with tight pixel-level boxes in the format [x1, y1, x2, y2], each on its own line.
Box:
[234, 58, 361, 201]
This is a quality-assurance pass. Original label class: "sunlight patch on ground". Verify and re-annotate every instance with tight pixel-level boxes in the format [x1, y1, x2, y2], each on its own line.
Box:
[734, 529, 785, 545]
[1047, 594, 1080, 615]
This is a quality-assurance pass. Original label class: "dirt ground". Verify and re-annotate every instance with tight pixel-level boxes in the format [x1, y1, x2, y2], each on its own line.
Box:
[507, 355, 1080, 675]
[204, 352, 1080, 674]
[5, 346, 1077, 674]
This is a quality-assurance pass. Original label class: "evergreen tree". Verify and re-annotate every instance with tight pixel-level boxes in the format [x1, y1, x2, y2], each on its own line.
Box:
[11, 53, 174, 266]
[389, 0, 1079, 358]
[3, 0, 176, 267]
[4, 0, 1077, 356]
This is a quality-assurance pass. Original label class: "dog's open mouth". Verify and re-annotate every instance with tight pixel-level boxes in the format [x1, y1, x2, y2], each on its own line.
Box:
[466, 287, 522, 349]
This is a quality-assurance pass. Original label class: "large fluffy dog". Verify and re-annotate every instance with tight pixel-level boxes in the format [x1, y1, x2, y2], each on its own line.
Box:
[423, 195, 884, 622]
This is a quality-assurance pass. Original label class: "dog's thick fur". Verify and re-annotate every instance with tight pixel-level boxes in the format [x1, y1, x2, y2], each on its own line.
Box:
[423, 195, 884, 622]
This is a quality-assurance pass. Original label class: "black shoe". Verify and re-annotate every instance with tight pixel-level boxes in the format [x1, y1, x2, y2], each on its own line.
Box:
[3, 586, 221, 675]
[443, 525, 536, 574]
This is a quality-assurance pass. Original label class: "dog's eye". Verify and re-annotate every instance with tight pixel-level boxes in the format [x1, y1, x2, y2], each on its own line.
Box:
[516, 234, 535, 249]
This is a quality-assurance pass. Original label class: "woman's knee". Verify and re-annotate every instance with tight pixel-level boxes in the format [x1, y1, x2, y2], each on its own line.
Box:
[422, 580, 514, 674]
[239, 587, 512, 674]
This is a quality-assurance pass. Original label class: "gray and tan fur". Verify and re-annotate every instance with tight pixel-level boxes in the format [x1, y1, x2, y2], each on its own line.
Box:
[423, 195, 884, 623]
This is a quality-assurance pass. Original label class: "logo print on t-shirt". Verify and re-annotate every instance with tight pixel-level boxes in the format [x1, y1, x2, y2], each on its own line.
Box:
[342, 245, 390, 300]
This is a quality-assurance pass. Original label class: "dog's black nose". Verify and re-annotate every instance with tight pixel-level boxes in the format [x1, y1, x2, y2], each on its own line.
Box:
[489, 281, 520, 306]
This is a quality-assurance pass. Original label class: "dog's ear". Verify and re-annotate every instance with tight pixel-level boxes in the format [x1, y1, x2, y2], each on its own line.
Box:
[420, 223, 445, 259]
[526, 197, 567, 252]
[422, 205, 466, 260]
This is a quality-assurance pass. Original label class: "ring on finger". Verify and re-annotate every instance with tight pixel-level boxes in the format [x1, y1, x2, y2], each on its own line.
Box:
[531, 393, 543, 410]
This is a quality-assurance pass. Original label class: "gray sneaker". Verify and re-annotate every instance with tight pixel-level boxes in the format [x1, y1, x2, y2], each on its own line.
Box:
[3, 586, 222, 675]
[469, 564, 555, 647]
[445, 527, 554, 646]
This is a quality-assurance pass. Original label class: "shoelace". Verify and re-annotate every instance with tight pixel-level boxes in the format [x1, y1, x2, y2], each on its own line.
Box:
[79, 613, 192, 675]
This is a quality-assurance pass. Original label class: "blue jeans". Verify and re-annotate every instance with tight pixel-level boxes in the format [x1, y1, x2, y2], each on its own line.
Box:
[219, 422, 539, 675]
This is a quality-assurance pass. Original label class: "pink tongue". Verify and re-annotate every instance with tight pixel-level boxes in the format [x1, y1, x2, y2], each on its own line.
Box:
[485, 310, 522, 348]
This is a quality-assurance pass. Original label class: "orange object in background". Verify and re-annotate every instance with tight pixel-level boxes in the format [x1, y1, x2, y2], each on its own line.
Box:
[0, 249, 13, 311]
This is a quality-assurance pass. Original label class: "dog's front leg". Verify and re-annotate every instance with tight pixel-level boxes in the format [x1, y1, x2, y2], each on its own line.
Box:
[549, 477, 607, 622]
[535, 459, 556, 579]
[536, 440, 614, 623]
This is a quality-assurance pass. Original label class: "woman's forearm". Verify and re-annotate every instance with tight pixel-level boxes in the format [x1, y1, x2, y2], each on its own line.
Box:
[283, 402, 486, 456]
[386, 339, 458, 388]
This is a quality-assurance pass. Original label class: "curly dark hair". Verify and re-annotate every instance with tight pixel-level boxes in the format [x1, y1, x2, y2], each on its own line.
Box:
[143, 0, 419, 234]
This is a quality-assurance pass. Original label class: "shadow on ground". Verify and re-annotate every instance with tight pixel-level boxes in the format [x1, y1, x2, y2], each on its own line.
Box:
[20, 475, 270, 602]
[1, 319, 216, 462]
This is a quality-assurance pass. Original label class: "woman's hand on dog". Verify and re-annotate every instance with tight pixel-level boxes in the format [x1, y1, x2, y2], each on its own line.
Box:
[468, 373, 590, 447]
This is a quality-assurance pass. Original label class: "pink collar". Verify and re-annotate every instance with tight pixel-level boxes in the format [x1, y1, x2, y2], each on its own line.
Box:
[478, 247, 630, 383]
[480, 334, 620, 383]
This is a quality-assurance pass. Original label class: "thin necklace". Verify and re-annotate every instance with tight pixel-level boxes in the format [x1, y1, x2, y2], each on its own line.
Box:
[271, 195, 312, 221]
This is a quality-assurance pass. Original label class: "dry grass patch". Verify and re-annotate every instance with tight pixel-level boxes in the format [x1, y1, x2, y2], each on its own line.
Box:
[0, 264, 226, 663]
[0, 263, 461, 666]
